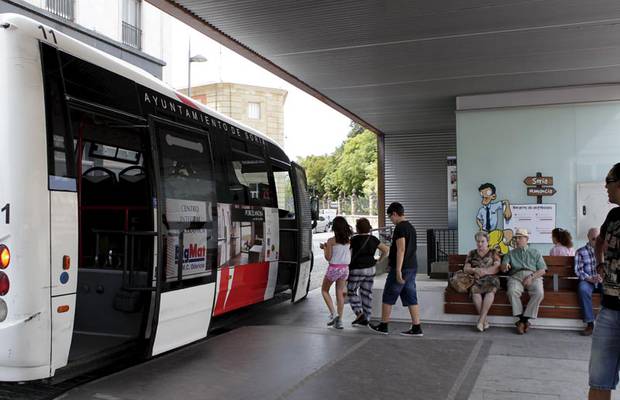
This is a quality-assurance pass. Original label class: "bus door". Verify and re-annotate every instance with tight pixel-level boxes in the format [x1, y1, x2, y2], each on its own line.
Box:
[148, 116, 217, 356]
[289, 162, 313, 303]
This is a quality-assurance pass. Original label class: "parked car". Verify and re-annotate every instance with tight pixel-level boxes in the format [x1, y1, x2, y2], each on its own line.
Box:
[313, 215, 329, 233]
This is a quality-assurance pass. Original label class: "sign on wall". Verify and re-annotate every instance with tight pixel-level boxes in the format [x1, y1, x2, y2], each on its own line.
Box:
[447, 156, 457, 229]
[504, 204, 556, 243]
[523, 172, 556, 204]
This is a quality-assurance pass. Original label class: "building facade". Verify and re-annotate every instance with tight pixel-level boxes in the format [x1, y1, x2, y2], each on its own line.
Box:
[3, 0, 164, 77]
[187, 83, 287, 147]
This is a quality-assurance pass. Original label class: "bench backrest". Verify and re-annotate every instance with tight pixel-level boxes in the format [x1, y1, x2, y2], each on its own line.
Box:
[448, 254, 577, 290]
[448, 254, 573, 273]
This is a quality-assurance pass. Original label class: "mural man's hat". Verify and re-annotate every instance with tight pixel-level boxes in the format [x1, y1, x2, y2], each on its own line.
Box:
[514, 228, 529, 238]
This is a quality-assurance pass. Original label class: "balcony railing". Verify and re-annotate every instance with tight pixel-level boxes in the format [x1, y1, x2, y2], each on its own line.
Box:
[427, 229, 458, 278]
[45, 0, 75, 21]
[122, 21, 142, 49]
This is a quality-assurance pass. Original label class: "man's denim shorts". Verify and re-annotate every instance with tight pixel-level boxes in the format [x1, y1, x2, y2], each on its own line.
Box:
[382, 268, 418, 306]
[590, 306, 620, 390]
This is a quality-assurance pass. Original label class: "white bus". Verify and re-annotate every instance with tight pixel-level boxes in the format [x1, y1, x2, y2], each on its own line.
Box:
[0, 13, 315, 381]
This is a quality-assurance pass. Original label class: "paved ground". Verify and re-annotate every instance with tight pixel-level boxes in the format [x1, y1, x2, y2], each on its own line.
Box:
[310, 231, 330, 291]
[54, 286, 615, 400]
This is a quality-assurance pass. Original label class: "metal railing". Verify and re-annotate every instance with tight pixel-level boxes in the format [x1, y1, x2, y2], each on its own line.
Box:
[122, 21, 142, 49]
[45, 0, 75, 21]
[427, 229, 458, 277]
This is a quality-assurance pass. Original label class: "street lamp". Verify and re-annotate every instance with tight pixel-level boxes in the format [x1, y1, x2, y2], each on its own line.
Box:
[187, 39, 207, 98]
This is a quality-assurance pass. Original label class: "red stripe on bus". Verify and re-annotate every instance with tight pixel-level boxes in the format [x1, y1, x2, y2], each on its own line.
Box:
[213, 262, 270, 316]
[175, 93, 199, 109]
[214, 265, 230, 316]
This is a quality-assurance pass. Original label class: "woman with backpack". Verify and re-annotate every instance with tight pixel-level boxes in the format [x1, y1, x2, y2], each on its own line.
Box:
[347, 218, 389, 327]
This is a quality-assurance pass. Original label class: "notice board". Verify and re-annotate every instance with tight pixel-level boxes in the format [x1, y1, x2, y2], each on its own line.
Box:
[504, 204, 556, 244]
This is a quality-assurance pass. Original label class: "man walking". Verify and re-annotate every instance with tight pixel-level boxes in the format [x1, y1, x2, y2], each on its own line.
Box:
[369, 202, 423, 336]
[575, 227, 602, 336]
[500, 228, 547, 334]
[588, 163, 620, 400]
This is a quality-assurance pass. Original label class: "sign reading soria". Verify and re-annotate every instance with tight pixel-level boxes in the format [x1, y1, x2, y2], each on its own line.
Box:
[524, 172, 556, 204]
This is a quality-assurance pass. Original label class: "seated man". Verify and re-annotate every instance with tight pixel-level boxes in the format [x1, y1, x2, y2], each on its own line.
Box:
[575, 227, 602, 336]
[500, 228, 547, 334]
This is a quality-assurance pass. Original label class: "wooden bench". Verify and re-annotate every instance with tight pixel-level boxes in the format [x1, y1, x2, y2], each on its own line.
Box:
[445, 254, 601, 319]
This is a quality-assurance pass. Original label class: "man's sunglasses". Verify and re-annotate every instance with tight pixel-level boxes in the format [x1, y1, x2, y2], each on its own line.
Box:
[606, 177, 618, 185]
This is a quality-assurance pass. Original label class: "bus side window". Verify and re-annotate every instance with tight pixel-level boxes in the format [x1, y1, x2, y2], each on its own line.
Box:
[227, 138, 275, 208]
[41, 44, 76, 191]
[272, 163, 295, 219]
[210, 132, 232, 204]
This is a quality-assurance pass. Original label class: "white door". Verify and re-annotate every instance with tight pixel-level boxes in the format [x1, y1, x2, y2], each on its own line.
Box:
[149, 117, 217, 356]
[290, 163, 312, 303]
[49, 191, 78, 374]
[577, 182, 616, 240]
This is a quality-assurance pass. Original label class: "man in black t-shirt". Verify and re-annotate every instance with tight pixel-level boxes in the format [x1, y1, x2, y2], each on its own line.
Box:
[369, 202, 423, 336]
[589, 163, 620, 400]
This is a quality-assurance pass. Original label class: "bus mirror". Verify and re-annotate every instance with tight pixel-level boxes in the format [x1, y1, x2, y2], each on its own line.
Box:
[310, 196, 319, 221]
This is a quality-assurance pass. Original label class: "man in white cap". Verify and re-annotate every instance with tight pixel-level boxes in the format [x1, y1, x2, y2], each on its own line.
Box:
[500, 228, 547, 334]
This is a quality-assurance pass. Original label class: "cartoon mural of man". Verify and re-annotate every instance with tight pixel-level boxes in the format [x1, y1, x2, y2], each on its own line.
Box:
[476, 183, 514, 254]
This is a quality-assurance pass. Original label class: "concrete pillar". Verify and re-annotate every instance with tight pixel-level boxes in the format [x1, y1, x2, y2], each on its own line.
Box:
[369, 191, 377, 215]
[351, 189, 358, 215]
[338, 192, 345, 215]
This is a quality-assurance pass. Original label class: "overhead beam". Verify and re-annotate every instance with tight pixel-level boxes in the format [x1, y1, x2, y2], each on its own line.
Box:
[146, 0, 383, 136]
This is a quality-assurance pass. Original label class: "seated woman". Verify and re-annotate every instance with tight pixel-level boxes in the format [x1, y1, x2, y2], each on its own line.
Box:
[549, 228, 575, 256]
[464, 231, 501, 332]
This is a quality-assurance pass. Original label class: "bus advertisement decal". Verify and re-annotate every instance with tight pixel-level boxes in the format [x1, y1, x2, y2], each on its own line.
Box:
[214, 262, 270, 315]
[217, 203, 276, 267]
[166, 229, 210, 279]
[165, 198, 209, 223]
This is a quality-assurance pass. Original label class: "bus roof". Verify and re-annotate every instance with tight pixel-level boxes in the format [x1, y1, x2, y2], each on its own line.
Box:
[0, 13, 288, 159]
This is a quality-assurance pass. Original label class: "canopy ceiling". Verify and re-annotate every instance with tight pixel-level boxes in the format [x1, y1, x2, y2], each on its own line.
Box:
[148, 0, 620, 136]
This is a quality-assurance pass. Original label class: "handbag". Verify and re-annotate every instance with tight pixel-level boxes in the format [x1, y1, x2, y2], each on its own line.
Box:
[449, 270, 475, 293]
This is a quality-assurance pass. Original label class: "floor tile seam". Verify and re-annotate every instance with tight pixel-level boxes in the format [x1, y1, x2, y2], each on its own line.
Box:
[475, 377, 590, 389]
[248, 324, 499, 341]
[477, 376, 589, 385]
[484, 353, 589, 362]
[275, 337, 372, 400]
[477, 387, 566, 397]
[476, 385, 579, 396]
[446, 338, 485, 400]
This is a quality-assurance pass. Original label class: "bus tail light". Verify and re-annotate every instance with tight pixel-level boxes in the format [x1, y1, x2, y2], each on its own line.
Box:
[0, 272, 9, 296]
[0, 245, 10, 269]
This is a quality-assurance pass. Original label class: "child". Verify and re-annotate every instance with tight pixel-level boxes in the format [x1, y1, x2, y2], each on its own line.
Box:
[549, 228, 575, 256]
[320, 216, 352, 329]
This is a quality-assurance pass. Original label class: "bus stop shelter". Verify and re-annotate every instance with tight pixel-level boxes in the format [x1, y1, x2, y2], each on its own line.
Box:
[146, 1, 620, 269]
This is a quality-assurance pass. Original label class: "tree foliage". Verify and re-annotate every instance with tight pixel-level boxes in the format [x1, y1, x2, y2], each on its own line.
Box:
[298, 154, 333, 197]
[298, 127, 377, 198]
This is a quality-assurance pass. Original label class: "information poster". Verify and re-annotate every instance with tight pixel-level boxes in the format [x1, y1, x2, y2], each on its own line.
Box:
[504, 204, 556, 244]
[447, 156, 457, 229]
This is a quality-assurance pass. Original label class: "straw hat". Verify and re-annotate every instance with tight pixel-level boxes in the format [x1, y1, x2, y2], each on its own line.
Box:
[514, 228, 529, 238]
